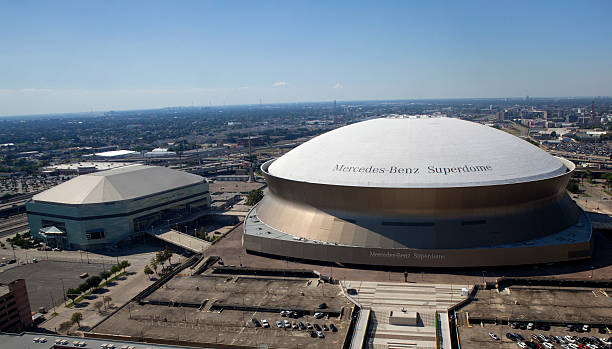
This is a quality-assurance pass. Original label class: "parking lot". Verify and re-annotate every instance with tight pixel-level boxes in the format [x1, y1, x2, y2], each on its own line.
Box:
[460, 323, 611, 348]
[91, 270, 355, 348]
[457, 284, 612, 349]
[0, 260, 105, 311]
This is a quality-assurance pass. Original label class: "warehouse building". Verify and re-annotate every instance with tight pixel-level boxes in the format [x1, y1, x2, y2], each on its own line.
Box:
[26, 165, 210, 249]
[243, 116, 593, 267]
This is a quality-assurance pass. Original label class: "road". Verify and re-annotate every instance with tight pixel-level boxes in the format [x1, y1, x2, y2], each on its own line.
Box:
[572, 179, 612, 215]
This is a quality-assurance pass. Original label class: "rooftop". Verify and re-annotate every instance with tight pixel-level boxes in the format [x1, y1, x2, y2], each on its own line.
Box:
[32, 164, 205, 205]
[268, 117, 571, 188]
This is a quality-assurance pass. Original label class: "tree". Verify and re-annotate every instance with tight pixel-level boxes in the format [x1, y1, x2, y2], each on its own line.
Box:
[71, 312, 83, 328]
[567, 179, 580, 193]
[120, 260, 130, 271]
[103, 296, 112, 309]
[58, 321, 73, 333]
[66, 288, 80, 301]
[246, 189, 264, 206]
[150, 258, 159, 275]
[77, 282, 89, 294]
[86, 276, 102, 289]
[163, 249, 173, 266]
[100, 270, 112, 280]
[94, 301, 103, 313]
[144, 265, 154, 279]
[109, 265, 120, 275]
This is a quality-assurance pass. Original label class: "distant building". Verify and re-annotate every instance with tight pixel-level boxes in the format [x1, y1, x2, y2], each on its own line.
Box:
[0, 279, 32, 333]
[41, 162, 132, 175]
[27, 165, 210, 249]
[92, 150, 139, 159]
[215, 175, 249, 182]
[144, 148, 176, 158]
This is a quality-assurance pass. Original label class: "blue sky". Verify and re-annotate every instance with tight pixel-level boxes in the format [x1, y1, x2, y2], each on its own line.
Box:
[1, 0, 611, 116]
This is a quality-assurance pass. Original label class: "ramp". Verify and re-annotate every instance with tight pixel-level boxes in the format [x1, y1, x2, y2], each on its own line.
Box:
[147, 226, 211, 253]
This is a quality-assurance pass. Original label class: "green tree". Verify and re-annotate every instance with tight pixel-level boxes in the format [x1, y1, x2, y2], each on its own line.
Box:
[246, 189, 264, 206]
[66, 288, 79, 301]
[109, 265, 120, 275]
[163, 248, 173, 265]
[77, 283, 89, 293]
[120, 260, 130, 271]
[100, 270, 112, 280]
[150, 258, 159, 275]
[71, 312, 83, 327]
[144, 265, 154, 279]
[85, 276, 102, 289]
[567, 179, 580, 193]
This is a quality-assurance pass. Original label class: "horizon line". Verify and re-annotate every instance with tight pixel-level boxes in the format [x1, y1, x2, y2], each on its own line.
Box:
[1, 95, 611, 119]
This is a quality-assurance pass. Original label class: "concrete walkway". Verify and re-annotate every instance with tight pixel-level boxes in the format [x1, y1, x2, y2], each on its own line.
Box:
[343, 281, 470, 349]
[147, 227, 210, 253]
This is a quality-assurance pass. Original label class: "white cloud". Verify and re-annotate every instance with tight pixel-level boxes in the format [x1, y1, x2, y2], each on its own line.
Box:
[272, 81, 288, 87]
[333, 82, 343, 89]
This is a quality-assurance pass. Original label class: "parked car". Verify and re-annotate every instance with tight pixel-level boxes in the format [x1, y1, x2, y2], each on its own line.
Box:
[314, 312, 324, 319]
[251, 318, 261, 327]
[261, 319, 269, 328]
[489, 332, 500, 340]
[323, 324, 329, 331]
[314, 323, 322, 331]
[330, 323, 338, 332]
[316, 331, 324, 338]
[275, 320, 283, 328]
[299, 322, 306, 330]
[283, 320, 291, 328]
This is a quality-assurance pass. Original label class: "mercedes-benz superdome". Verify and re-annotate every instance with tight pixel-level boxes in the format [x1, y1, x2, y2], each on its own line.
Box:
[243, 116, 592, 267]
[27, 164, 210, 249]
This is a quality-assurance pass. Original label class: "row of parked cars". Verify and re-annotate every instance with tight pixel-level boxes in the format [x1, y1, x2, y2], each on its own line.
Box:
[489, 330, 612, 349]
[251, 318, 338, 338]
[511, 322, 608, 334]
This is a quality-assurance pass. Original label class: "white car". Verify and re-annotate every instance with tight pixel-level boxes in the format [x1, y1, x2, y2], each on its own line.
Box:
[517, 342, 527, 348]
[283, 320, 291, 328]
[261, 319, 269, 328]
[275, 320, 283, 328]
[489, 332, 500, 340]
[543, 342, 553, 349]
[314, 312, 324, 319]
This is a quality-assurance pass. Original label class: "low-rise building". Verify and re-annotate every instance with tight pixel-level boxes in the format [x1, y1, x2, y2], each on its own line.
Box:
[0, 279, 32, 333]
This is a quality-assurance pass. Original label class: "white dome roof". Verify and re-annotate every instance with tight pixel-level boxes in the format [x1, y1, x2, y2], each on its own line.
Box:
[268, 117, 569, 188]
[33, 164, 205, 204]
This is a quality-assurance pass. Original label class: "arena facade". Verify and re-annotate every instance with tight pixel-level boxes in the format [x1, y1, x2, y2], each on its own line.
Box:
[243, 116, 593, 267]
[27, 164, 210, 249]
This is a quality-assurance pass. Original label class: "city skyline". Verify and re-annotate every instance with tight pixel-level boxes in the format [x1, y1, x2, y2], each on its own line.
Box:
[1, 0, 612, 116]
